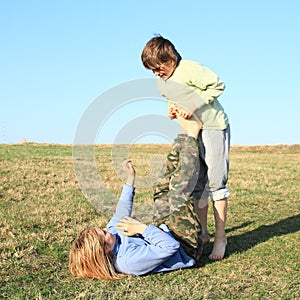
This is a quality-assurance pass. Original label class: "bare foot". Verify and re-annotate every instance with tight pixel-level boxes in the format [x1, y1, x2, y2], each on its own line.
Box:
[209, 236, 227, 260]
[200, 233, 210, 245]
[176, 115, 203, 138]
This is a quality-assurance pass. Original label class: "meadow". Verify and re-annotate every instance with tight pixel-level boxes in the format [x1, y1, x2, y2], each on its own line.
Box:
[0, 143, 299, 300]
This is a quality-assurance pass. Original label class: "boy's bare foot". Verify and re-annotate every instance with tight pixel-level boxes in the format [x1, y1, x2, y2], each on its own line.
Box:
[200, 233, 210, 245]
[209, 236, 227, 260]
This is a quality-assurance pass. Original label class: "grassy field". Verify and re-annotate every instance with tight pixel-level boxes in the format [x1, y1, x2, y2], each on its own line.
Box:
[0, 143, 299, 300]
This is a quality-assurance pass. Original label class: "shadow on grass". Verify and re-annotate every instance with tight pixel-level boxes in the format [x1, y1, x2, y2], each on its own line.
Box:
[225, 221, 254, 234]
[198, 214, 300, 266]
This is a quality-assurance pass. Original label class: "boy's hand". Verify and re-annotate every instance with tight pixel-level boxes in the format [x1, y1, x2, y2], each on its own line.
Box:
[176, 107, 192, 119]
[168, 105, 177, 119]
[116, 216, 147, 236]
[168, 105, 192, 119]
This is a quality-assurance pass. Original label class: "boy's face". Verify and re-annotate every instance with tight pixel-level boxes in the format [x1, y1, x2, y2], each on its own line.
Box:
[151, 61, 176, 80]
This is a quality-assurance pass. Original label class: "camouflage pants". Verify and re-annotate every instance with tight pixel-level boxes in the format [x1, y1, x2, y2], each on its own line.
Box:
[153, 134, 203, 261]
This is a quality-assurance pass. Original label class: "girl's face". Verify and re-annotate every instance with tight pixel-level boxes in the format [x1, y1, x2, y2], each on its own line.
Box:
[151, 61, 176, 80]
[95, 228, 116, 254]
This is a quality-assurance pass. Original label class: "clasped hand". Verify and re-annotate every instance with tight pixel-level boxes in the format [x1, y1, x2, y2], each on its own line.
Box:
[168, 105, 192, 120]
[116, 216, 147, 236]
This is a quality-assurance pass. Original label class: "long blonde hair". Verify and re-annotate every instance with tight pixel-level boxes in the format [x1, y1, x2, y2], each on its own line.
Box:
[68, 227, 125, 280]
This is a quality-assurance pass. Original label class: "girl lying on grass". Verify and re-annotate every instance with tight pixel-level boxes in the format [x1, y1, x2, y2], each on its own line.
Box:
[68, 116, 203, 280]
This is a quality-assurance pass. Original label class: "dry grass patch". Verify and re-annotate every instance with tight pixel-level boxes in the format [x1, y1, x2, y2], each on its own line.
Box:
[0, 143, 299, 299]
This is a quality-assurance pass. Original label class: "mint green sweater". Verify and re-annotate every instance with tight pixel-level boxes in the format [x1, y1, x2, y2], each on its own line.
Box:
[157, 60, 229, 130]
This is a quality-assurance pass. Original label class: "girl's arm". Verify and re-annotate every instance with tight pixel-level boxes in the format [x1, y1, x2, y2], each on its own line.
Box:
[107, 161, 136, 233]
[106, 185, 135, 233]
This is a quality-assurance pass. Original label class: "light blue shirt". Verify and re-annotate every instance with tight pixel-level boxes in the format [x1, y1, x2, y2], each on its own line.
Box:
[107, 184, 196, 276]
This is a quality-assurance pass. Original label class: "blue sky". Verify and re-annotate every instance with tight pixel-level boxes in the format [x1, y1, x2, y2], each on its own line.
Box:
[0, 0, 299, 145]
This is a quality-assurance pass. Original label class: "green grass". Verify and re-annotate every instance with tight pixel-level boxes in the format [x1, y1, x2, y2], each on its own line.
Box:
[0, 143, 299, 299]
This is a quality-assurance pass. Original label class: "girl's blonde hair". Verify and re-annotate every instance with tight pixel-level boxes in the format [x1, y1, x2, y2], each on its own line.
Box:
[68, 227, 125, 280]
[141, 35, 182, 70]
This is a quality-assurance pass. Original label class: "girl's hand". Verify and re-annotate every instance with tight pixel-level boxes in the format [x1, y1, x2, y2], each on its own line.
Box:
[116, 216, 147, 236]
[123, 160, 136, 186]
[124, 160, 135, 176]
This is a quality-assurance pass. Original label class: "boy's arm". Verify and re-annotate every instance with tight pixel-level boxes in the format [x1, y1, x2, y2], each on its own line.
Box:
[189, 63, 225, 104]
[172, 64, 225, 117]
[158, 62, 224, 118]
[158, 77, 206, 118]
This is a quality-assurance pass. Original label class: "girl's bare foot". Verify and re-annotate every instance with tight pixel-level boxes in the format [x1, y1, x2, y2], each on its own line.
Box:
[209, 236, 227, 260]
[176, 115, 203, 138]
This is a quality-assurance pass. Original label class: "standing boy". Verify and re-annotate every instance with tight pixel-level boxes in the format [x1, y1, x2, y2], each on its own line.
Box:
[141, 35, 230, 260]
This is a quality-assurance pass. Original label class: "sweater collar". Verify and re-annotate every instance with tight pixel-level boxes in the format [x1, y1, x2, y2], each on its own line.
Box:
[112, 233, 121, 256]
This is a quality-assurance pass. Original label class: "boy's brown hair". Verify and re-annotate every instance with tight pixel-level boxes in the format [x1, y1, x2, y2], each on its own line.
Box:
[141, 35, 182, 70]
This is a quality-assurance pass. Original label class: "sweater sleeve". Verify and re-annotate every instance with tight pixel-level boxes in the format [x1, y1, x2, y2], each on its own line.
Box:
[188, 62, 225, 104]
[107, 184, 135, 234]
[117, 224, 180, 275]
[157, 62, 225, 115]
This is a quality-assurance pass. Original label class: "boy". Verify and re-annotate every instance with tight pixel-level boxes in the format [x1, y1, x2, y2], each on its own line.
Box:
[141, 35, 230, 260]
